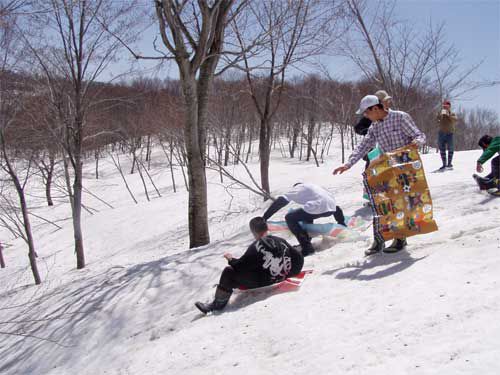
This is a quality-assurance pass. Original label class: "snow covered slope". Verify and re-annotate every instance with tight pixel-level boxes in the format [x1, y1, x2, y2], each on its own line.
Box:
[0, 146, 499, 375]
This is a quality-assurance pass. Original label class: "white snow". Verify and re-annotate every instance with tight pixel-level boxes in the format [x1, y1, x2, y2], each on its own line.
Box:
[0, 143, 499, 375]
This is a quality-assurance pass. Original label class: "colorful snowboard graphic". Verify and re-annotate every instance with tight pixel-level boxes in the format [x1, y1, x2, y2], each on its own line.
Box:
[267, 215, 369, 239]
[237, 270, 313, 293]
[363, 144, 438, 241]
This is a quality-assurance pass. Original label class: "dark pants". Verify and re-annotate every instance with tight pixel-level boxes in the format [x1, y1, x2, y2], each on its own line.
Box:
[438, 131, 454, 166]
[219, 249, 304, 292]
[485, 155, 500, 180]
[218, 267, 268, 292]
[285, 207, 345, 247]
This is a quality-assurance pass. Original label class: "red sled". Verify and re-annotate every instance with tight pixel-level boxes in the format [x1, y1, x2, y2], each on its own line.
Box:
[238, 269, 313, 293]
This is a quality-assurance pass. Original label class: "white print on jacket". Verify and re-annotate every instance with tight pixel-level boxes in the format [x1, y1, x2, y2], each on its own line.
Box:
[256, 238, 292, 280]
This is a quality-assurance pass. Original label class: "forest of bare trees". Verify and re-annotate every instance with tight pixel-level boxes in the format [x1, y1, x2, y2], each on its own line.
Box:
[1, 0, 498, 284]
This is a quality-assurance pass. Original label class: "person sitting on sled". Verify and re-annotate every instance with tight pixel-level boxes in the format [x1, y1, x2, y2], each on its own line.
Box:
[474, 135, 500, 192]
[262, 182, 346, 256]
[195, 217, 303, 314]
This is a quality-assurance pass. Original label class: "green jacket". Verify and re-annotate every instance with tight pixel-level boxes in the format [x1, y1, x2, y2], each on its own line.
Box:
[478, 136, 500, 164]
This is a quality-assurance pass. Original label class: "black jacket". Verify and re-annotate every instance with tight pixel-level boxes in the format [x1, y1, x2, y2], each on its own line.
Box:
[354, 117, 372, 136]
[228, 235, 302, 284]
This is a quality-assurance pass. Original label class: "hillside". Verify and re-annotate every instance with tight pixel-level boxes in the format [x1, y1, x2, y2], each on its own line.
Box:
[0, 145, 499, 375]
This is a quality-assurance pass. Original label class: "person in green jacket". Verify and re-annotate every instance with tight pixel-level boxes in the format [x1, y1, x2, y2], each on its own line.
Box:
[474, 135, 500, 193]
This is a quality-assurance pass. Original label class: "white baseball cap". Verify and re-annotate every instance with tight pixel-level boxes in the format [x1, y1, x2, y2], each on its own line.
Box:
[356, 95, 380, 115]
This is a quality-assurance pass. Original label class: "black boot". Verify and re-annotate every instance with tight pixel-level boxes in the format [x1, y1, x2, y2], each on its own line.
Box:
[446, 152, 454, 169]
[473, 174, 497, 190]
[195, 286, 232, 314]
[300, 242, 315, 257]
[296, 232, 315, 256]
[364, 239, 385, 256]
[439, 152, 447, 170]
[384, 238, 407, 253]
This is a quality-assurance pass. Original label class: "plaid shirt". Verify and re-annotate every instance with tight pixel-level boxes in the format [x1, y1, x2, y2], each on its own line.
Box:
[346, 110, 426, 167]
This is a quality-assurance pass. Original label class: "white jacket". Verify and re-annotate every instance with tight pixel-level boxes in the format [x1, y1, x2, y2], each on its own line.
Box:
[282, 183, 337, 214]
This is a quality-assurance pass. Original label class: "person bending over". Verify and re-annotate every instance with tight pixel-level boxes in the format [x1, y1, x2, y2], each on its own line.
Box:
[475, 135, 500, 192]
[262, 182, 346, 256]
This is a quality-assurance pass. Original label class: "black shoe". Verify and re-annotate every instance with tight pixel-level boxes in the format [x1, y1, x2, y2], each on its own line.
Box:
[195, 301, 214, 314]
[384, 238, 407, 253]
[438, 165, 446, 171]
[446, 164, 453, 169]
[195, 286, 232, 314]
[364, 240, 385, 256]
[301, 243, 315, 257]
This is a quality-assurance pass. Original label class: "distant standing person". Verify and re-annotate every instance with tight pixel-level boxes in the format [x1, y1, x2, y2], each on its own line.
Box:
[437, 100, 458, 170]
[374, 90, 393, 110]
[333, 95, 427, 255]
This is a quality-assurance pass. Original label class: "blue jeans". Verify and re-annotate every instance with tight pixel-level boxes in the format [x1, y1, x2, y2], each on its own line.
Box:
[438, 131, 454, 166]
[285, 207, 345, 247]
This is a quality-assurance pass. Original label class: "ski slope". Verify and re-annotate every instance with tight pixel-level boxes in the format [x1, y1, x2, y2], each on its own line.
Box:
[0, 144, 499, 375]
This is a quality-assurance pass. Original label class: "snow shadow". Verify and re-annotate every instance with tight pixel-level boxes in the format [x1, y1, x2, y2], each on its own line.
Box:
[226, 286, 302, 313]
[0, 247, 221, 374]
[322, 252, 427, 281]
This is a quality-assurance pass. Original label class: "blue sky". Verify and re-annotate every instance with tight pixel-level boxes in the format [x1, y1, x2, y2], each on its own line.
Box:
[392, 0, 500, 113]
[118, 0, 500, 114]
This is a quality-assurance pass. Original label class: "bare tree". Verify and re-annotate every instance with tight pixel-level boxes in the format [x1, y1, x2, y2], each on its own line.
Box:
[149, 0, 248, 247]
[24, 0, 139, 269]
[342, 0, 486, 110]
[0, 6, 41, 284]
[233, 0, 342, 196]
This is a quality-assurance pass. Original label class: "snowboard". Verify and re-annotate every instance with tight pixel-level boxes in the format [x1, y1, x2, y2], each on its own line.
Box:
[237, 269, 313, 293]
[267, 215, 369, 240]
[364, 144, 438, 242]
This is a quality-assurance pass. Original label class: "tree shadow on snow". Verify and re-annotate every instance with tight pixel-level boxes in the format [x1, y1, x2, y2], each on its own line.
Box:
[322, 251, 427, 281]
[224, 286, 302, 313]
[0, 246, 222, 374]
[190, 287, 299, 320]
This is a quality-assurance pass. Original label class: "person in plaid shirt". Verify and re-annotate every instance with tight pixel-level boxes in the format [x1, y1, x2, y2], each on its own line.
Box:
[333, 95, 426, 255]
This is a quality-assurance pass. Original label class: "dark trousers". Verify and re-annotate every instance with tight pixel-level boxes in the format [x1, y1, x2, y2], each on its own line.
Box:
[438, 131, 454, 166]
[218, 250, 304, 292]
[285, 207, 345, 247]
[485, 155, 500, 180]
[219, 266, 269, 292]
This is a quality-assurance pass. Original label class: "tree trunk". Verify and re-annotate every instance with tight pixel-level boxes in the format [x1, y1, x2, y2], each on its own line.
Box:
[95, 149, 99, 179]
[45, 153, 55, 206]
[72, 153, 85, 269]
[245, 123, 253, 163]
[0, 243, 4, 268]
[182, 76, 210, 248]
[4, 156, 41, 283]
[223, 126, 231, 167]
[169, 142, 177, 193]
[63, 155, 74, 205]
[259, 118, 271, 197]
[306, 118, 315, 161]
[340, 125, 345, 164]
